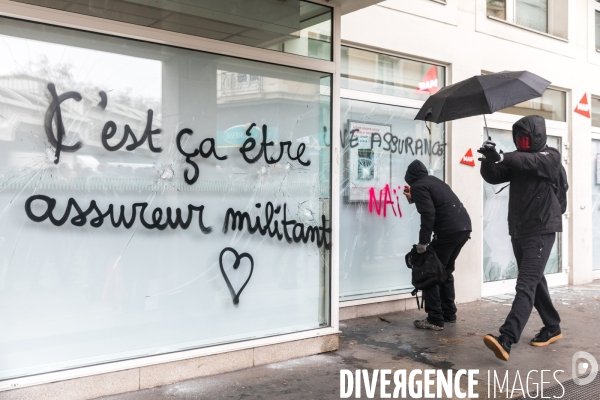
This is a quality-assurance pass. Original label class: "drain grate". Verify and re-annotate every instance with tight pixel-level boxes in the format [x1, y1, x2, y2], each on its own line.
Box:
[514, 375, 599, 400]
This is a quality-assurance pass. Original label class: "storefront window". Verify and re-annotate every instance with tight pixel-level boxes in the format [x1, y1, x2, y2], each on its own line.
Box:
[341, 47, 446, 100]
[591, 140, 600, 271]
[483, 128, 561, 282]
[14, 0, 333, 61]
[498, 88, 566, 122]
[0, 17, 331, 380]
[339, 99, 445, 301]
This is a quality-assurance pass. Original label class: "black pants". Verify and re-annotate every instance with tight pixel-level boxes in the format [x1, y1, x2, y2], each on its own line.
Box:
[499, 233, 561, 343]
[423, 231, 470, 327]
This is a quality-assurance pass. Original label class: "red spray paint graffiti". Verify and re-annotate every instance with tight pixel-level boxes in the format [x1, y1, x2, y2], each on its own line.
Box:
[368, 184, 403, 218]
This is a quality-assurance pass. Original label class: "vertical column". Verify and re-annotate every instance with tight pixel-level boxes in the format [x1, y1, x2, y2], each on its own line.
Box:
[447, 63, 486, 304]
[569, 88, 594, 285]
[330, 3, 341, 331]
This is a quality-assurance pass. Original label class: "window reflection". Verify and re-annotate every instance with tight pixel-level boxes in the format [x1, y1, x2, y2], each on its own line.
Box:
[14, 0, 333, 61]
[341, 46, 445, 101]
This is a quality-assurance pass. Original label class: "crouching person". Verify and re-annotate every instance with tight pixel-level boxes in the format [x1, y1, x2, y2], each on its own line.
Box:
[403, 160, 472, 331]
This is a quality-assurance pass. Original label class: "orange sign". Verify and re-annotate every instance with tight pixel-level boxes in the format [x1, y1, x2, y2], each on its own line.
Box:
[415, 66, 439, 94]
[575, 93, 591, 118]
[460, 148, 475, 167]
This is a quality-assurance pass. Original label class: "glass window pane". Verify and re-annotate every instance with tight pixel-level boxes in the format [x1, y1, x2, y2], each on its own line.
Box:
[596, 11, 600, 51]
[499, 88, 566, 122]
[0, 16, 331, 380]
[592, 97, 600, 128]
[483, 128, 561, 282]
[516, 0, 548, 33]
[13, 0, 333, 61]
[339, 99, 445, 301]
[341, 47, 446, 101]
[591, 140, 600, 270]
[487, 0, 507, 19]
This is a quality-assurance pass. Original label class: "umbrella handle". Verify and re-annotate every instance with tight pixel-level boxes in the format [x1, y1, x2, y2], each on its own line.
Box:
[483, 114, 492, 141]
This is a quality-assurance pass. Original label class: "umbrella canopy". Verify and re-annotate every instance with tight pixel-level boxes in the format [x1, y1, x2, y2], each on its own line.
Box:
[414, 71, 550, 124]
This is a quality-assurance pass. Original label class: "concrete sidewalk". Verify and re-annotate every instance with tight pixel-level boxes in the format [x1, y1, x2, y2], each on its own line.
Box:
[99, 282, 600, 400]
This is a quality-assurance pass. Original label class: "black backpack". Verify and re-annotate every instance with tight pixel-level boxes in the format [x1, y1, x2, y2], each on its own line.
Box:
[549, 164, 568, 214]
[405, 245, 447, 309]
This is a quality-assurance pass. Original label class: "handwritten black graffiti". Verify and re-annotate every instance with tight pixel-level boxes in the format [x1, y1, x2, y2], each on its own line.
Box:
[101, 109, 162, 153]
[341, 128, 445, 156]
[239, 123, 311, 166]
[98, 90, 108, 109]
[219, 247, 254, 305]
[323, 125, 330, 147]
[176, 128, 227, 185]
[339, 128, 358, 149]
[44, 83, 83, 164]
[222, 202, 331, 250]
[24, 195, 211, 232]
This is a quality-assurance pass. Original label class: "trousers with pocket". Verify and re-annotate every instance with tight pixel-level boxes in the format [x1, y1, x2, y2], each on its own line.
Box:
[499, 233, 561, 343]
[423, 231, 471, 327]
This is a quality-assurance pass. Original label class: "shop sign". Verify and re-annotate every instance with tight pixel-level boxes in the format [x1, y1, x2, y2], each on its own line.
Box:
[575, 93, 591, 118]
[460, 148, 475, 167]
[345, 120, 391, 202]
[415, 66, 439, 95]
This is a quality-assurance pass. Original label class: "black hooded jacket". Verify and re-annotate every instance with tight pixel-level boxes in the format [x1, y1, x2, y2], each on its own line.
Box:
[480, 115, 562, 238]
[405, 160, 472, 244]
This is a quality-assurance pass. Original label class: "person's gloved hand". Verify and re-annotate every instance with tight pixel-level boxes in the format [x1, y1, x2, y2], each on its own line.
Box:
[417, 244, 427, 254]
[477, 140, 501, 163]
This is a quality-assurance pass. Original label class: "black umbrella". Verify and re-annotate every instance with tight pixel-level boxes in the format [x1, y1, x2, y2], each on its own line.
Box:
[414, 71, 550, 139]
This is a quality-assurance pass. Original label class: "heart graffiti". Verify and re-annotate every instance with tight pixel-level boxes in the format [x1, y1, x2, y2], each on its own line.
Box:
[219, 247, 254, 305]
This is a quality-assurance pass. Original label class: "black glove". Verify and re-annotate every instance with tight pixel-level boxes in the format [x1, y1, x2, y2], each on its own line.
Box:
[477, 140, 501, 163]
[416, 244, 427, 254]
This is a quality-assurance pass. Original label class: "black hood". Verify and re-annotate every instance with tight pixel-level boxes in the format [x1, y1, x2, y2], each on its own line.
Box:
[405, 160, 429, 185]
[512, 115, 547, 152]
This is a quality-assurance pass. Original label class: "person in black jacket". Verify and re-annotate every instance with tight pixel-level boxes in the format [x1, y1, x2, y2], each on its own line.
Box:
[478, 115, 563, 362]
[403, 160, 472, 331]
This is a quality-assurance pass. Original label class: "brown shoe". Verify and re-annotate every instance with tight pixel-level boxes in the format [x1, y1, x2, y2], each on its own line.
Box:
[484, 334, 511, 361]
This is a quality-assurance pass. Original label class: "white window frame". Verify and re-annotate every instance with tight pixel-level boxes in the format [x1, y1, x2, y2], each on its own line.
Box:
[477, 0, 575, 59]
[0, 0, 342, 391]
[481, 108, 570, 297]
[487, 0, 566, 40]
[338, 43, 449, 307]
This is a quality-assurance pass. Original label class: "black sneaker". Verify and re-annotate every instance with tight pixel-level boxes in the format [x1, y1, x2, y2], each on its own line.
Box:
[444, 318, 456, 323]
[483, 334, 511, 361]
[530, 326, 562, 347]
[414, 318, 443, 331]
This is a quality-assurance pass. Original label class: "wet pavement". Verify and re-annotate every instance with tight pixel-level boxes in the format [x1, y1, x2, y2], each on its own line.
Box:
[99, 282, 600, 399]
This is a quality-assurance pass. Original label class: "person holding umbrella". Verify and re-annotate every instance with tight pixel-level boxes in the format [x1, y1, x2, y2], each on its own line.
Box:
[478, 116, 563, 361]
[413, 70, 563, 360]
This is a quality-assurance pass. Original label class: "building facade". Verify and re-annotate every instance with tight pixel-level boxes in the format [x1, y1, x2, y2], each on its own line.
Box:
[338, 0, 599, 317]
[0, 0, 598, 398]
